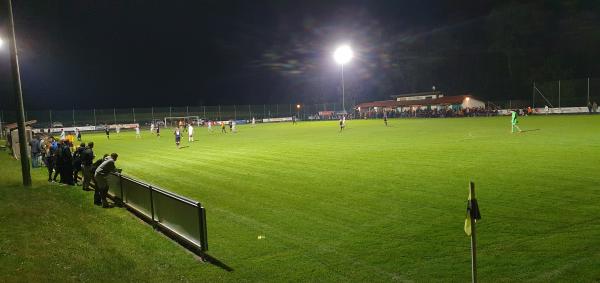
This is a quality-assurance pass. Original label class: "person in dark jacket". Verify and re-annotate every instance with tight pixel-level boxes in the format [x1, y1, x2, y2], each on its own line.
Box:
[59, 140, 75, 185]
[29, 136, 41, 168]
[81, 142, 95, 191]
[72, 142, 86, 184]
[46, 137, 58, 182]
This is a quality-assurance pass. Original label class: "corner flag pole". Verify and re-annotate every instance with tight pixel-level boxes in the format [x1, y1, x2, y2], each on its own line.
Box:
[469, 182, 477, 283]
[7, 0, 32, 186]
[464, 181, 481, 283]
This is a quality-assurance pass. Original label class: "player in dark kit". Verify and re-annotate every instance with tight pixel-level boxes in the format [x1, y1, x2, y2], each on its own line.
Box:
[174, 127, 181, 149]
[156, 125, 160, 137]
[105, 127, 110, 139]
[383, 114, 388, 126]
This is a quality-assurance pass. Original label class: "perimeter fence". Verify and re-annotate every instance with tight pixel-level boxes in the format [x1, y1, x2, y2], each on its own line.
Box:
[0, 103, 345, 128]
[489, 77, 600, 109]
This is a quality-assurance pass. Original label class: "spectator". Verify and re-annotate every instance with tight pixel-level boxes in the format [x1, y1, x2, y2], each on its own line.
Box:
[588, 102, 593, 114]
[29, 135, 41, 168]
[48, 137, 60, 182]
[81, 142, 95, 191]
[72, 142, 86, 185]
[59, 140, 75, 185]
[94, 153, 118, 208]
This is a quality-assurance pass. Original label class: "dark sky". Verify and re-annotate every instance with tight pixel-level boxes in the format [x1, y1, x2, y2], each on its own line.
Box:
[0, 0, 599, 110]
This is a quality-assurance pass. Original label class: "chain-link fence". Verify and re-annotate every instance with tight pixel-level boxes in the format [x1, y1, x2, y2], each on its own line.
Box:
[488, 77, 599, 110]
[0, 103, 344, 128]
[533, 78, 599, 109]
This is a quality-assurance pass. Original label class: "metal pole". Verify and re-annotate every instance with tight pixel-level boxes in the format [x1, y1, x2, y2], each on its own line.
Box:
[186, 105, 189, 117]
[469, 182, 477, 283]
[558, 80, 561, 112]
[263, 104, 266, 118]
[93, 108, 97, 126]
[234, 105, 237, 120]
[203, 106, 206, 119]
[72, 108, 75, 126]
[276, 104, 278, 117]
[7, 0, 31, 186]
[248, 104, 251, 119]
[113, 108, 117, 124]
[218, 105, 221, 121]
[132, 107, 136, 123]
[151, 107, 154, 121]
[341, 63, 345, 112]
[532, 82, 535, 109]
[169, 106, 172, 119]
[49, 110, 53, 128]
[587, 77, 590, 104]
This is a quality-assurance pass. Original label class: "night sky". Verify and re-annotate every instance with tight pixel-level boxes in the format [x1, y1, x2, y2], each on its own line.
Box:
[0, 0, 599, 110]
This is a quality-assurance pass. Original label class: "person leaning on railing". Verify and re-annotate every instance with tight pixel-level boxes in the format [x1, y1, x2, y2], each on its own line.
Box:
[94, 153, 118, 208]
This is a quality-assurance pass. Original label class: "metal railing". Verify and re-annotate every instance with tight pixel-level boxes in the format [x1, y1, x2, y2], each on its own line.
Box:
[89, 172, 208, 252]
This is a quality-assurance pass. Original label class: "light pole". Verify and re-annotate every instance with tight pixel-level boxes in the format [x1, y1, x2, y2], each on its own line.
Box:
[296, 104, 300, 119]
[5, 0, 31, 186]
[334, 45, 353, 113]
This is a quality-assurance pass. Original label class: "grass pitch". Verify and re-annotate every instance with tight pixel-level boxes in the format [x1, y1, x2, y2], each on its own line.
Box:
[2, 115, 600, 282]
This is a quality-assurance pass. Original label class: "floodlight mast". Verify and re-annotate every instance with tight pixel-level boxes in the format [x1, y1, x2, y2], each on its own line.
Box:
[5, 0, 31, 186]
[334, 45, 353, 113]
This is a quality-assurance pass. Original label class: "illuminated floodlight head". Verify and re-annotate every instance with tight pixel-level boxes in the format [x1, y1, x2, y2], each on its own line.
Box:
[334, 45, 353, 65]
[0, 37, 4, 48]
[296, 104, 301, 109]
[465, 97, 471, 101]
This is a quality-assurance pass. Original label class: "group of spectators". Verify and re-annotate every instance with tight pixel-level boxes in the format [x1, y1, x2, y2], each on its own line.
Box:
[27, 133, 119, 208]
[361, 107, 500, 119]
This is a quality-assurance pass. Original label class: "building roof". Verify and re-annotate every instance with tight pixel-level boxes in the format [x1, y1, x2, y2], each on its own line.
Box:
[390, 91, 442, 98]
[356, 95, 481, 108]
[2, 120, 37, 130]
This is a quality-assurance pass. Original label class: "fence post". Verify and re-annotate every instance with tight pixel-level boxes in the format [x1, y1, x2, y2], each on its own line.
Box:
[218, 105, 221, 121]
[263, 104, 266, 118]
[276, 104, 279, 117]
[186, 105, 189, 117]
[113, 108, 117, 125]
[558, 80, 561, 112]
[133, 107, 136, 123]
[532, 81, 535, 109]
[587, 77, 590, 104]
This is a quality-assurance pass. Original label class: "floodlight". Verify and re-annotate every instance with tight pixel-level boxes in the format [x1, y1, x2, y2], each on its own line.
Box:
[334, 45, 353, 65]
[466, 97, 471, 101]
[296, 104, 301, 109]
[0, 38, 4, 48]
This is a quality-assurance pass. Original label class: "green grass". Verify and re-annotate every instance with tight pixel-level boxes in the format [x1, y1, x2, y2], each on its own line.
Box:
[2, 115, 600, 282]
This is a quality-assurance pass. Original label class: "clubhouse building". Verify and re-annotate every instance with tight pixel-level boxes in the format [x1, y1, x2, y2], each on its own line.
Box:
[355, 91, 485, 116]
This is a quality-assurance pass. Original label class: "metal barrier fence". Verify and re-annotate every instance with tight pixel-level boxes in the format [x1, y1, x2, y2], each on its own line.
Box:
[1, 103, 345, 128]
[97, 172, 208, 252]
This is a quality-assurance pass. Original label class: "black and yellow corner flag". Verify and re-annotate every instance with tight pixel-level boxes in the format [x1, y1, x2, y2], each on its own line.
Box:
[464, 189, 482, 236]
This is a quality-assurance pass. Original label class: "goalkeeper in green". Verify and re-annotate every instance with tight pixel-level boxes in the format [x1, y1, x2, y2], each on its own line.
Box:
[511, 110, 522, 133]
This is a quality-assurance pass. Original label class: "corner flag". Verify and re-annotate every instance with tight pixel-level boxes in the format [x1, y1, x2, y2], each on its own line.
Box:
[464, 187, 481, 236]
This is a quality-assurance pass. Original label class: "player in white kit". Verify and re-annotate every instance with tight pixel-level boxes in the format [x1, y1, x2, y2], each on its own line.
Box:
[188, 124, 194, 142]
[135, 125, 141, 138]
